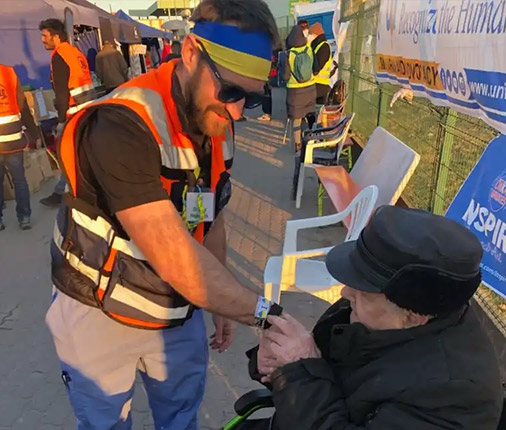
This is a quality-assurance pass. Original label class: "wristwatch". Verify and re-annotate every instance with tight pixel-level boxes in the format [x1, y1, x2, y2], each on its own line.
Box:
[254, 296, 283, 329]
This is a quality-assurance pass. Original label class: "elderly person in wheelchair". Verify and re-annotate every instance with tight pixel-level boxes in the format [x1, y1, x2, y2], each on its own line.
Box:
[224, 207, 504, 430]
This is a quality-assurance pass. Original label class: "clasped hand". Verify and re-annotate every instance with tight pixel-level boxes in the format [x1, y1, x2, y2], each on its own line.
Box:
[258, 313, 321, 383]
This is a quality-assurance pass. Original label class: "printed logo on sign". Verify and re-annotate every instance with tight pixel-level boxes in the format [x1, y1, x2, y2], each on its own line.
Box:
[490, 171, 506, 213]
[460, 168, 506, 266]
[385, 0, 397, 33]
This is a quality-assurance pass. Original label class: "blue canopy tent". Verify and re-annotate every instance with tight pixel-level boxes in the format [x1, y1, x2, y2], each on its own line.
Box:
[115, 10, 173, 40]
[0, 0, 141, 89]
[0, 0, 99, 89]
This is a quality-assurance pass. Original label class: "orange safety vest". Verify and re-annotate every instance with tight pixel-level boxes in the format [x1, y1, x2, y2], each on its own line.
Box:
[51, 42, 96, 115]
[51, 60, 234, 329]
[0, 65, 26, 153]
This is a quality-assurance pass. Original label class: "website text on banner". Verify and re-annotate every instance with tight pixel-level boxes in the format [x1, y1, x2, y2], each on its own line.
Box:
[376, 0, 506, 134]
[446, 134, 506, 299]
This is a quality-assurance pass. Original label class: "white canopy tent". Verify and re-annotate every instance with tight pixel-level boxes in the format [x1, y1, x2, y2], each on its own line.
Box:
[293, 1, 338, 22]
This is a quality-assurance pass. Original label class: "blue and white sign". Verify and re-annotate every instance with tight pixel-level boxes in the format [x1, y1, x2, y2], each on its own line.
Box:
[376, 0, 506, 134]
[447, 134, 506, 298]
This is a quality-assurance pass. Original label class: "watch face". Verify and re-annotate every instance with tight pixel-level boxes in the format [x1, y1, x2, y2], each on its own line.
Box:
[269, 303, 283, 317]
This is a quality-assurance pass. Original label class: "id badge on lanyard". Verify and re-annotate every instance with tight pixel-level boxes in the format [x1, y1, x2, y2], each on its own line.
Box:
[183, 185, 215, 231]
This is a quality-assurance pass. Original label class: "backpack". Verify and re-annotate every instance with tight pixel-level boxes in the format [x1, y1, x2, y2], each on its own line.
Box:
[290, 47, 313, 83]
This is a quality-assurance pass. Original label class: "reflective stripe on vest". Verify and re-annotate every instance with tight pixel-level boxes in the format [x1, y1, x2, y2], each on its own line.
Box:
[0, 66, 25, 152]
[0, 113, 22, 143]
[51, 42, 96, 115]
[286, 45, 315, 89]
[52, 60, 233, 329]
[0, 113, 21, 125]
[0, 131, 23, 143]
[52, 208, 192, 324]
[314, 41, 332, 86]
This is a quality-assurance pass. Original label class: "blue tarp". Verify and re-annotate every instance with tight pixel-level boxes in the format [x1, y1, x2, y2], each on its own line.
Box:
[0, 1, 55, 89]
[115, 10, 173, 40]
[0, 0, 101, 90]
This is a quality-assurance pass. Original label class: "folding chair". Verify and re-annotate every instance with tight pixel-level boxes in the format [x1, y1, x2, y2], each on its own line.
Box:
[264, 185, 378, 304]
[293, 113, 355, 212]
[350, 127, 420, 207]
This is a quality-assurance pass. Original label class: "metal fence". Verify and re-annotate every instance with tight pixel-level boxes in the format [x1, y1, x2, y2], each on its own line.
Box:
[337, 0, 506, 332]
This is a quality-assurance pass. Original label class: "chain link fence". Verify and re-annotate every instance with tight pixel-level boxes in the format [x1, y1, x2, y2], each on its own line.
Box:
[275, 15, 291, 44]
[337, 0, 506, 333]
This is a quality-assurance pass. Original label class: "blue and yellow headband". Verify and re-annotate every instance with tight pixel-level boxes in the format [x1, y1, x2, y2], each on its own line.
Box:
[192, 21, 272, 81]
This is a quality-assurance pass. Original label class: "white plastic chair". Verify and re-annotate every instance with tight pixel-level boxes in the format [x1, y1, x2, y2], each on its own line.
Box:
[295, 113, 355, 209]
[350, 127, 420, 207]
[264, 185, 378, 304]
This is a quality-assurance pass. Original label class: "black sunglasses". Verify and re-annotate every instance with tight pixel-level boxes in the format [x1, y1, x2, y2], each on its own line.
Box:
[196, 40, 266, 109]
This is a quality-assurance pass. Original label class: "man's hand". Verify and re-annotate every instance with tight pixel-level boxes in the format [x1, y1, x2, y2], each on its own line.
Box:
[210, 314, 236, 353]
[263, 314, 321, 368]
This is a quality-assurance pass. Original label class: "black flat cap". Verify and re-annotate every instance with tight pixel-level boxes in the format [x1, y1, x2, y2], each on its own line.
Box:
[326, 206, 483, 315]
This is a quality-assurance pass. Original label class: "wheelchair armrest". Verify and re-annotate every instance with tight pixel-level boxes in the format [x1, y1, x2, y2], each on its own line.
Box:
[234, 389, 274, 416]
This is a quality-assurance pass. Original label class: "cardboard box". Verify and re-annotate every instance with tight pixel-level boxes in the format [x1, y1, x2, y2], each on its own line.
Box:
[39, 149, 56, 180]
[26, 149, 56, 181]
[22, 150, 44, 193]
[2, 151, 48, 200]
[24, 89, 58, 123]
[23, 149, 36, 168]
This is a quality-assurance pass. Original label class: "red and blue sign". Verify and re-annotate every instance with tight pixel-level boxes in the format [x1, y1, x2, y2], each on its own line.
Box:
[446, 134, 506, 298]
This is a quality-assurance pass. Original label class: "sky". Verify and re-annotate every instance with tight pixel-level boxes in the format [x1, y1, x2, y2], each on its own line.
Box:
[91, 0, 154, 14]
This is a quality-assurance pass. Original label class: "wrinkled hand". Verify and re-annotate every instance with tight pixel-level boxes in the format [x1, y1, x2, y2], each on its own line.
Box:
[258, 332, 279, 383]
[263, 313, 321, 368]
[210, 314, 235, 353]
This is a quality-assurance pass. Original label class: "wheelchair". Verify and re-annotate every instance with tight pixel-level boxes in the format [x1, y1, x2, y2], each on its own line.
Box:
[221, 389, 506, 430]
[221, 389, 274, 430]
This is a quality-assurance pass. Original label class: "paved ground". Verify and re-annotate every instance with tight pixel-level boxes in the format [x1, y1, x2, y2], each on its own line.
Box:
[0, 88, 341, 430]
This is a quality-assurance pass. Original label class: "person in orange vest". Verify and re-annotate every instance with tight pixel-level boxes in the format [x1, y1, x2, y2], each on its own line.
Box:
[0, 65, 41, 231]
[45, 1, 282, 428]
[38, 18, 96, 208]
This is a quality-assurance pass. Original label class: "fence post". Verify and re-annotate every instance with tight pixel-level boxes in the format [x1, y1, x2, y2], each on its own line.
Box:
[349, 2, 365, 113]
[338, 0, 346, 82]
[433, 108, 458, 215]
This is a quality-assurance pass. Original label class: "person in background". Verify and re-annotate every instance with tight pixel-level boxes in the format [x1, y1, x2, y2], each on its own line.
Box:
[163, 40, 182, 62]
[257, 55, 277, 121]
[95, 40, 129, 94]
[298, 19, 309, 38]
[308, 22, 332, 104]
[0, 65, 41, 231]
[286, 19, 309, 46]
[161, 38, 172, 61]
[257, 84, 272, 121]
[284, 25, 316, 151]
[38, 18, 96, 208]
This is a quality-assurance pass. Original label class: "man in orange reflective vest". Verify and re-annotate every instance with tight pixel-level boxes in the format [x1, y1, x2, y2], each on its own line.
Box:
[38, 18, 96, 208]
[0, 65, 41, 231]
[45, 1, 282, 428]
